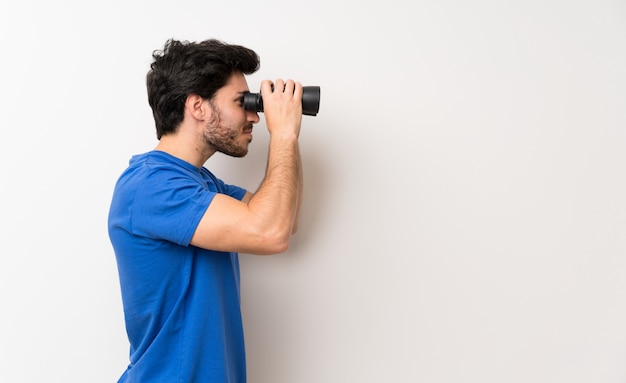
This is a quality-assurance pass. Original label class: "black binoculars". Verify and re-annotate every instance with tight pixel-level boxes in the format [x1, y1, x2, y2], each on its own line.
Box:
[243, 86, 320, 116]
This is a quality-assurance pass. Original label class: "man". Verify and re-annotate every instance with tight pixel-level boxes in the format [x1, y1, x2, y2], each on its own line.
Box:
[108, 38, 304, 382]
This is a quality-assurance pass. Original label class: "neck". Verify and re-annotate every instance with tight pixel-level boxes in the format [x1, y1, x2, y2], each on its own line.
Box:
[155, 131, 216, 168]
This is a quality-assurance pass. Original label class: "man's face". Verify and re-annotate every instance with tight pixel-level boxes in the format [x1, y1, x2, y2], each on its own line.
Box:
[202, 72, 260, 157]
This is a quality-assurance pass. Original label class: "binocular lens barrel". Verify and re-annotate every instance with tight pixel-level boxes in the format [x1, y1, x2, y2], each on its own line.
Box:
[243, 86, 320, 116]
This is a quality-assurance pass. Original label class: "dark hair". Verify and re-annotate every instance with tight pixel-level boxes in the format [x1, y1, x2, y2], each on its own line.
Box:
[146, 38, 260, 139]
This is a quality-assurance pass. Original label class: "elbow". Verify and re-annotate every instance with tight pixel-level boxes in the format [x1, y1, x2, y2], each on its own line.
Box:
[249, 216, 297, 255]
[257, 230, 291, 255]
[272, 240, 290, 255]
[256, 241, 289, 256]
[268, 233, 291, 255]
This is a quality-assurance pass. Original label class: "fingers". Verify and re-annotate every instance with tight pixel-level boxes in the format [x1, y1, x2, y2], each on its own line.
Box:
[258, 78, 303, 136]
[275, 79, 286, 92]
[260, 79, 302, 95]
[259, 78, 303, 122]
[292, 80, 303, 99]
[260, 79, 273, 95]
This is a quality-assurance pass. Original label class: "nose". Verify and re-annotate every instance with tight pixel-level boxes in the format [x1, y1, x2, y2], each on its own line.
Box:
[247, 110, 260, 124]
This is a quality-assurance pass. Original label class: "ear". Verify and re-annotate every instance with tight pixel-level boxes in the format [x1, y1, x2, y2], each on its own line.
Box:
[185, 94, 210, 121]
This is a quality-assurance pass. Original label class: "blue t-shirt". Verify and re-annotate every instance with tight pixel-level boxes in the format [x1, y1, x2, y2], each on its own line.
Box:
[108, 150, 248, 383]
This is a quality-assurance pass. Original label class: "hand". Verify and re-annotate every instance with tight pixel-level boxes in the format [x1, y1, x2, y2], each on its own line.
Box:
[260, 79, 303, 138]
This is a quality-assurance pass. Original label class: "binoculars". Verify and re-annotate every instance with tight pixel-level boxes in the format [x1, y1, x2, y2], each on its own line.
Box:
[243, 86, 320, 116]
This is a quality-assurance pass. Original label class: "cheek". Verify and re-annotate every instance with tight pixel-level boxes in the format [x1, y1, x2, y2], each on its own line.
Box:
[224, 108, 246, 126]
[235, 109, 248, 125]
[224, 114, 245, 137]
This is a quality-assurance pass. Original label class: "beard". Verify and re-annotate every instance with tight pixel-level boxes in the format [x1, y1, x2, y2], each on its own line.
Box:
[202, 102, 252, 158]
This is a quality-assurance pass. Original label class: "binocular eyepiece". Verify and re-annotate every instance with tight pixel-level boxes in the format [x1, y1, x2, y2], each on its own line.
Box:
[243, 86, 321, 116]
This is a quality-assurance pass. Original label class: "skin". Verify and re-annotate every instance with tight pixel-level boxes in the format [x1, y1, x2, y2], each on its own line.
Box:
[155, 72, 303, 255]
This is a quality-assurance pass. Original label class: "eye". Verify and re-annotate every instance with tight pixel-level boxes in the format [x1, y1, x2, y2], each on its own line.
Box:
[235, 97, 244, 106]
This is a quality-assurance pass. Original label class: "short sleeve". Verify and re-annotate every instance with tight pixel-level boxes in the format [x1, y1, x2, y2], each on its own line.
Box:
[129, 168, 216, 246]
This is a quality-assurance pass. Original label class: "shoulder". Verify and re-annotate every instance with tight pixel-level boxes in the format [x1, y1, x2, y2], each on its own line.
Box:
[119, 151, 203, 188]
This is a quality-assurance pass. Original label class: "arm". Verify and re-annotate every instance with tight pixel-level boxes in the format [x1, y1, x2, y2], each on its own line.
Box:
[291, 145, 303, 234]
[240, 142, 302, 234]
[241, 144, 302, 234]
[190, 79, 303, 255]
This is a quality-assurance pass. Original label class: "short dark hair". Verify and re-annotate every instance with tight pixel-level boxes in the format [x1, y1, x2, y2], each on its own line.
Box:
[146, 38, 260, 139]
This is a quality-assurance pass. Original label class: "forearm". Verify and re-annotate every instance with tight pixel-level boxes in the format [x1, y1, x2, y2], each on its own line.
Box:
[247, 134, 301, 247]
[291, 145, 303, 234]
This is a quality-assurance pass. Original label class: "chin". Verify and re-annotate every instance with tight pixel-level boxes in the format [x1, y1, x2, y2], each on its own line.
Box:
[233, 148, 249, 158]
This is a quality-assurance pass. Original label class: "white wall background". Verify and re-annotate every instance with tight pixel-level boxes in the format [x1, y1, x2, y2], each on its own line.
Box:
[1, 0, 625, 382]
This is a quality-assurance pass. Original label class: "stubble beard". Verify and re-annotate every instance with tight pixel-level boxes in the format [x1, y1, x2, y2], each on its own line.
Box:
[203, 102, 251, 158]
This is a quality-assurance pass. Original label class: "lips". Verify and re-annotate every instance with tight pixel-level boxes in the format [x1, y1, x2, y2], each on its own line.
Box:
[243, 128, 253, 141]
[243, 124, 253, 138]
